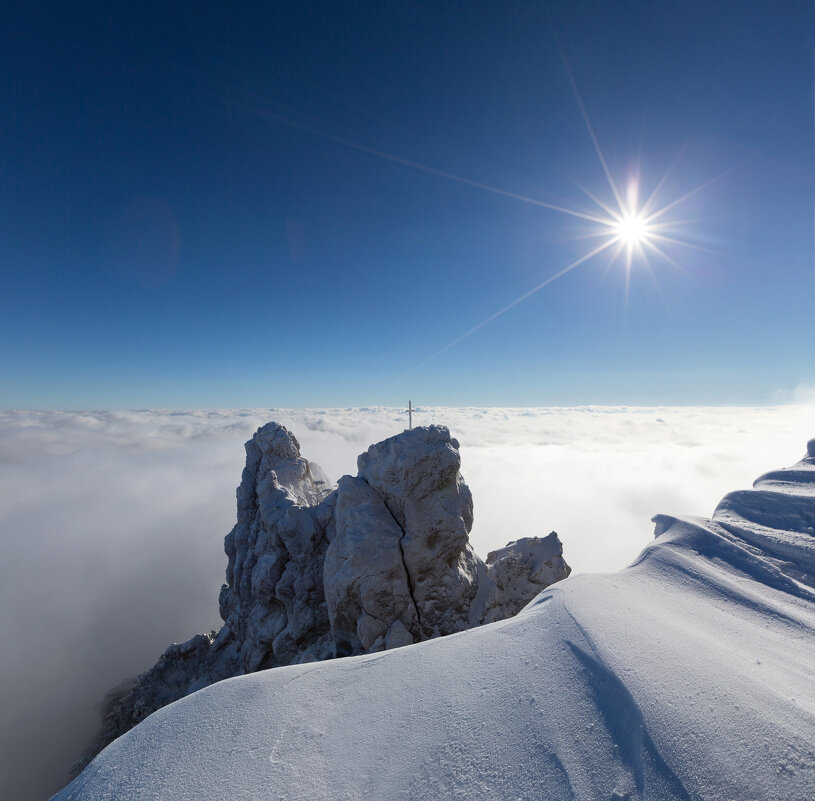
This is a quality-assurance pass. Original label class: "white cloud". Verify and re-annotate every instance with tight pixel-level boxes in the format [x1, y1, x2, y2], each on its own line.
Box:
[1, 405, 813, 800]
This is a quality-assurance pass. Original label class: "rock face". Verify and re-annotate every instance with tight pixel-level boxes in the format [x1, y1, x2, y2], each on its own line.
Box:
[326, 475, 420, 654]
[219, 422, 334, 671]
[356, 425, 479, 638]
[78, 422, 570, 770]
[481, 533, 570, 623]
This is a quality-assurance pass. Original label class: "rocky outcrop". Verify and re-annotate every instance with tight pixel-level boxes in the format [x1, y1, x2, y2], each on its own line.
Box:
[219, 422, 334, 671]
[356, 425, 480, 638]
[326, 475, 421, 655]
[481, 533, 571, 623]
[77, 422, 570, 770]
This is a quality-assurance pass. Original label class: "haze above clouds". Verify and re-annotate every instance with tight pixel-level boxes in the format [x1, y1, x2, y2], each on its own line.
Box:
[1, 405, 814, 800]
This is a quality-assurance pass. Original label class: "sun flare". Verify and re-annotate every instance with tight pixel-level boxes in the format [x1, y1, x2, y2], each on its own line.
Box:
[614, 213, 649, 246]
[410, 65, 723, 368]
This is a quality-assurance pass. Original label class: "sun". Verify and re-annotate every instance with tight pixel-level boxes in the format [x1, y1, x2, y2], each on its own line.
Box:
[615, 212, 650, 246]
[407, 65, 721, 367]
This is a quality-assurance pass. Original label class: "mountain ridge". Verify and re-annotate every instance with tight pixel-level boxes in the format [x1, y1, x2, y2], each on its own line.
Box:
[59, 438, 815, 800]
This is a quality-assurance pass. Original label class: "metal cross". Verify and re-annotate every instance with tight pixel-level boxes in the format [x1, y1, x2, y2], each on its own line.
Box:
[406, 400, 414, 430]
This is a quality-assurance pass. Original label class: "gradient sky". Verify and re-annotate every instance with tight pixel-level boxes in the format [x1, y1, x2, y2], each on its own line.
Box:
[2, 1, 812, 409]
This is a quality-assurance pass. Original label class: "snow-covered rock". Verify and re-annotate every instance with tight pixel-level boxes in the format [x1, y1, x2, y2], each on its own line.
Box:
[480, 532, 570, 623]
[76, 422, 569, 771]
[357, 426, 480, 638]
[325, 475, 420, 654]
[58, 439, 815, 801]
[221, 422, 336, 671]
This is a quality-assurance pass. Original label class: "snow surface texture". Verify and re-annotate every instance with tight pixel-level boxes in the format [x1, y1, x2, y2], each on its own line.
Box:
[76, 422, 569, 771]
[57, 440, 815, 800]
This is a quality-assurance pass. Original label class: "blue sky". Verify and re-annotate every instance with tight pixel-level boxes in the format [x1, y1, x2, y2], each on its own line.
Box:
[2, 1, 812, 408]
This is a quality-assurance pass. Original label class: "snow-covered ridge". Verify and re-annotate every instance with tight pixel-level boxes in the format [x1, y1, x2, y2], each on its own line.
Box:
[649, 436, 815, 598]
[58, 438, 815, 800]
[75, 422, 569, 771]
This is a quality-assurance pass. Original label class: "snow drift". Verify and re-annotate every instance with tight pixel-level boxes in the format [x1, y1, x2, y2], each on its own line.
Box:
[55, 438, 815, 800]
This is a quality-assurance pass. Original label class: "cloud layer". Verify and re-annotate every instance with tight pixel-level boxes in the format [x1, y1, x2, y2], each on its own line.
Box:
[1, 405, 813, 800]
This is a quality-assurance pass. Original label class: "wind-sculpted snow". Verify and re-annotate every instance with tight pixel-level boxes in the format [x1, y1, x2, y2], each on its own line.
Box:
[58, 441, 815, 801]
[75, 422, 569, 771]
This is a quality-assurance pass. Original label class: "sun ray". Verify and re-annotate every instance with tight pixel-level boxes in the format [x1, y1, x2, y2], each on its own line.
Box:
[409, 236, 620, 372]
[649, 233, 736, 260]
[640, 150, 684, 218]
[623, 242, 634, 316]
[646, 217, 708, 230]
[224, 81, 732, 370]
[561, 56, 627, 213]
[564, 175, 623, 221]
[226, 90, 613, 226]
[636, 242, 670, 307]
[566, 229, 629, 242]
[641, 237, 693, 279]
[598, 238, 628, 281]
[644, 159, 748, 224]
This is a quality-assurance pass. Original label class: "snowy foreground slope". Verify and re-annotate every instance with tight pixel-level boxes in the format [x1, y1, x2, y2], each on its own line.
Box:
[55, 442, 815, 801]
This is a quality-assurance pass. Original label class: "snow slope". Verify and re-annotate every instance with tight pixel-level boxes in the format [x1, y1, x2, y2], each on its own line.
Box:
[54, 442, 815, 801]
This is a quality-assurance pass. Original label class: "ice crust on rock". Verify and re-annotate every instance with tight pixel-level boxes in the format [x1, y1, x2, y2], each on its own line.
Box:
[77, 422, 569, 769]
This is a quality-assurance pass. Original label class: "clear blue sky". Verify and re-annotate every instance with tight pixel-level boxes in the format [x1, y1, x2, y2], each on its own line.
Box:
[2, 1, 812, 408]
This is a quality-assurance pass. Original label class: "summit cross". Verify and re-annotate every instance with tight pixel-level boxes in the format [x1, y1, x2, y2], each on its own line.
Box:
[406, 400, 414, 430]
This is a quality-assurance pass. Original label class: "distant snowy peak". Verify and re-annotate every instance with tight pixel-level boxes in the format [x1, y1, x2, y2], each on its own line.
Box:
[76, 422, 569, 771]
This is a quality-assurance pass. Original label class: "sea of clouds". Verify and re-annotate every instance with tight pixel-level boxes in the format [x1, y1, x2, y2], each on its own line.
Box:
[2, 404, 814, 800]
